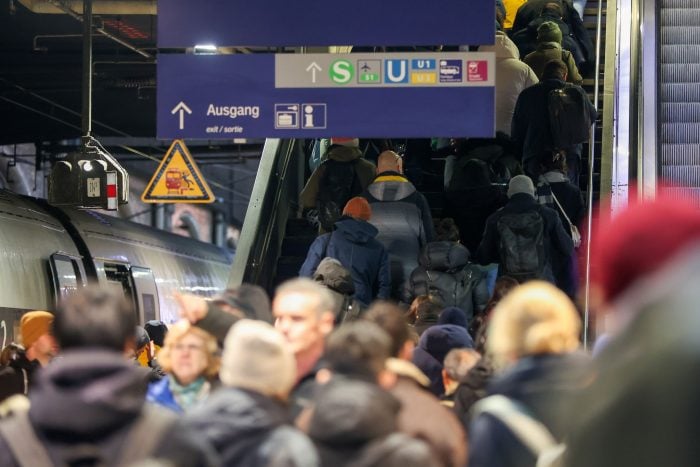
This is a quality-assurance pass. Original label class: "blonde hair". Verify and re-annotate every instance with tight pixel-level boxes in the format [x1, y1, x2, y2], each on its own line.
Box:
[487, 281, 580, 368]
[158, 320, 220, 380]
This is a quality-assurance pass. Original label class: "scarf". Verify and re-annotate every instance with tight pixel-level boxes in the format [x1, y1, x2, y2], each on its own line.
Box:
[169, 376, 210, 411]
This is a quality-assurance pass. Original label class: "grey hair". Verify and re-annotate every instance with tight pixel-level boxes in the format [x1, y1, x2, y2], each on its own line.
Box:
[275, 277, 336, 318]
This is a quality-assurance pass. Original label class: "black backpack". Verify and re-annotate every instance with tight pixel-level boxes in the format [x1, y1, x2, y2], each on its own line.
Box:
[548, 84, 591, 149]
[316, 159, 362, 231]
[410, 242, 481, 320]
[496, 210, 546, 282]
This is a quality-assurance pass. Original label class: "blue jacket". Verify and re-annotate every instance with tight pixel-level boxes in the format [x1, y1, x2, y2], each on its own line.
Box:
[299, 217, 391, 306]
[146, 376, 183, 414]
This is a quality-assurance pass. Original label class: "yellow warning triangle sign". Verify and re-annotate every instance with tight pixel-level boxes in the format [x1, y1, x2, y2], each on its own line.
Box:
[141, 140, 215, 204]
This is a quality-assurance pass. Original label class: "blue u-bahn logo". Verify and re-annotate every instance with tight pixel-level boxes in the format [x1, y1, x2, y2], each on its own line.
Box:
[384, 59, 409, 83]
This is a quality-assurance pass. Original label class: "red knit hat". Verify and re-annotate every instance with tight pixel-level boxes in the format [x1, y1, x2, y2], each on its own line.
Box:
[343, 197, 372, 221]
[593, 198, 700, 303]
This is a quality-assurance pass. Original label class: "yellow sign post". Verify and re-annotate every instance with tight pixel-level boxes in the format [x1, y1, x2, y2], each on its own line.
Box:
[141, 140, 215, 203]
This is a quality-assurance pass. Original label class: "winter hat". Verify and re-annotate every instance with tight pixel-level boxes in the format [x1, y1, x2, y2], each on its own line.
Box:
[144, 320, 168, 347]
[438, 307, 469, 330]
[507, 175, 536, 198]
[313, 257, 356, 295]
[20, 311, 53, 349]
[220, 319, 296, 398]
[330, 137, 360, 148]
[135, 326, 150, 350]
[537, 21, 563, 44]
[422, 324, 474, 364]
[343, 196, 372, 221]
[593, 198, 700, 303]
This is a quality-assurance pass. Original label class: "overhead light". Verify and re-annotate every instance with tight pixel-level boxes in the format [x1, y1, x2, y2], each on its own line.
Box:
[194, 44, 218, 55]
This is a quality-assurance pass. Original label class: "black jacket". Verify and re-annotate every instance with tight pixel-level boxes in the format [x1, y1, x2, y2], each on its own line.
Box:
[0, 351, 39, 403]
[511, 79, 597, 167]
[186, 387, 318, 467]
[476, 193, 574, 284]
[511, 0, 594, 68]
[445, 185, 508, 255]
[0, 349, 217, 467]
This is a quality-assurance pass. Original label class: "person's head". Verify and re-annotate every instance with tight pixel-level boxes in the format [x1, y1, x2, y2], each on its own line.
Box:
[495, 0, 506, 30]
[220, 319, 296, 400]
[442, 348, 481, 394]
[485, 276, 521, 312]
[19, 310, 56, 366]
[158, 321, 220, 385]
[330, 137, 360, 149]
[131, 326, 151, 363]
[144, 320, 168, 347]
[541, 0, 563, 17]
[540, 149, 568, 174]
[212, 284, 272, 323]
[542, 58, 568, 81]
[342, 196, 372, 222]
[410, 294, 444, 323]
[0, 343, 24, 367]
[273, 278, 335, 360]
[537, 20, 563, 45]
[376, 150, 403, 174]
[507, 174, 536, 199]
[438, 307, 469, 330]
[54, 287, 134, 354]
[364, 301, 414, 360]
[487, 281, 580, 369]
[324, 321, 392, 384]
[434, 218, 461, 243]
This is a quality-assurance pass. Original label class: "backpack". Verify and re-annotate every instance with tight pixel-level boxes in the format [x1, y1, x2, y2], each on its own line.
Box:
[472, 395, 566, 467]
[316, 159, 362, 231]
[411, 242, 481, 319]
[496, 211, 545, 282]
[547, 84, 591, 149]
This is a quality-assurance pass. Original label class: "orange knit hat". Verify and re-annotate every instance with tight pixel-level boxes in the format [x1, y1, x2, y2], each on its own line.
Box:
[343, 197, 372, 221]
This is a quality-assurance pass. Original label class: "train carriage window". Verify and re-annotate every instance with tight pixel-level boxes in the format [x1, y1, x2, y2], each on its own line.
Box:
[130, 266, 160, 324]
[49, 253, 84, 301]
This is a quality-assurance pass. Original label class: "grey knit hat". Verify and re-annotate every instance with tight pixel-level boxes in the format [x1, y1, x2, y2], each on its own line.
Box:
[537, 21, 563, 44]
[507, 175, 536, 198]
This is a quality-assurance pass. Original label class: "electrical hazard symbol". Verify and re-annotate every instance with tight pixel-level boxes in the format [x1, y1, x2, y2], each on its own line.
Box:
[141, 140, 215, 203]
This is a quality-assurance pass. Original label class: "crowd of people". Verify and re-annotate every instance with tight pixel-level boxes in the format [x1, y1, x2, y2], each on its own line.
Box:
[2, 195, 700, 467]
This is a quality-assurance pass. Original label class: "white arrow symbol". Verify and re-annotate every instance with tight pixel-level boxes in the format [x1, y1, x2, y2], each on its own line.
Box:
[306, 62, 322, 83]
[171, 101, 192, 130]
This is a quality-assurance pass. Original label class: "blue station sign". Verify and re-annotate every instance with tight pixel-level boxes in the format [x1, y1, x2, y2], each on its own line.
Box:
[157, 0, 494, 48]
[157, 53, 495, 139]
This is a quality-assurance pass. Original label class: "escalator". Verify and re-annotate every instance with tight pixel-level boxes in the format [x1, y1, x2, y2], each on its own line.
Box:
[659, 0, 700, 205]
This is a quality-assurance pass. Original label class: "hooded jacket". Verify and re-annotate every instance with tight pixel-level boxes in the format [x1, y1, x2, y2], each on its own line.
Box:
[186, 387, 318, 467]
[0, 349, 216, 467]
[409, 242, 490, 323]
[299, 216, 391, 306]
[524, 42, 583, 85]
[300, 145, 377, 209]
[478, 31, 539, 135]
[362, 172, 435, 302]
[476, 192, 575, 284]
[308, 378, 438, 467]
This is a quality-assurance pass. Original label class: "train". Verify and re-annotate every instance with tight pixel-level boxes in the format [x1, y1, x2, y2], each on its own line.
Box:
[0, 189, 233, 349]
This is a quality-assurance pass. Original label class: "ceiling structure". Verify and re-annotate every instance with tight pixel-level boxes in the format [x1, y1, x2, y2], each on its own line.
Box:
[1, 0, 158, 145]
